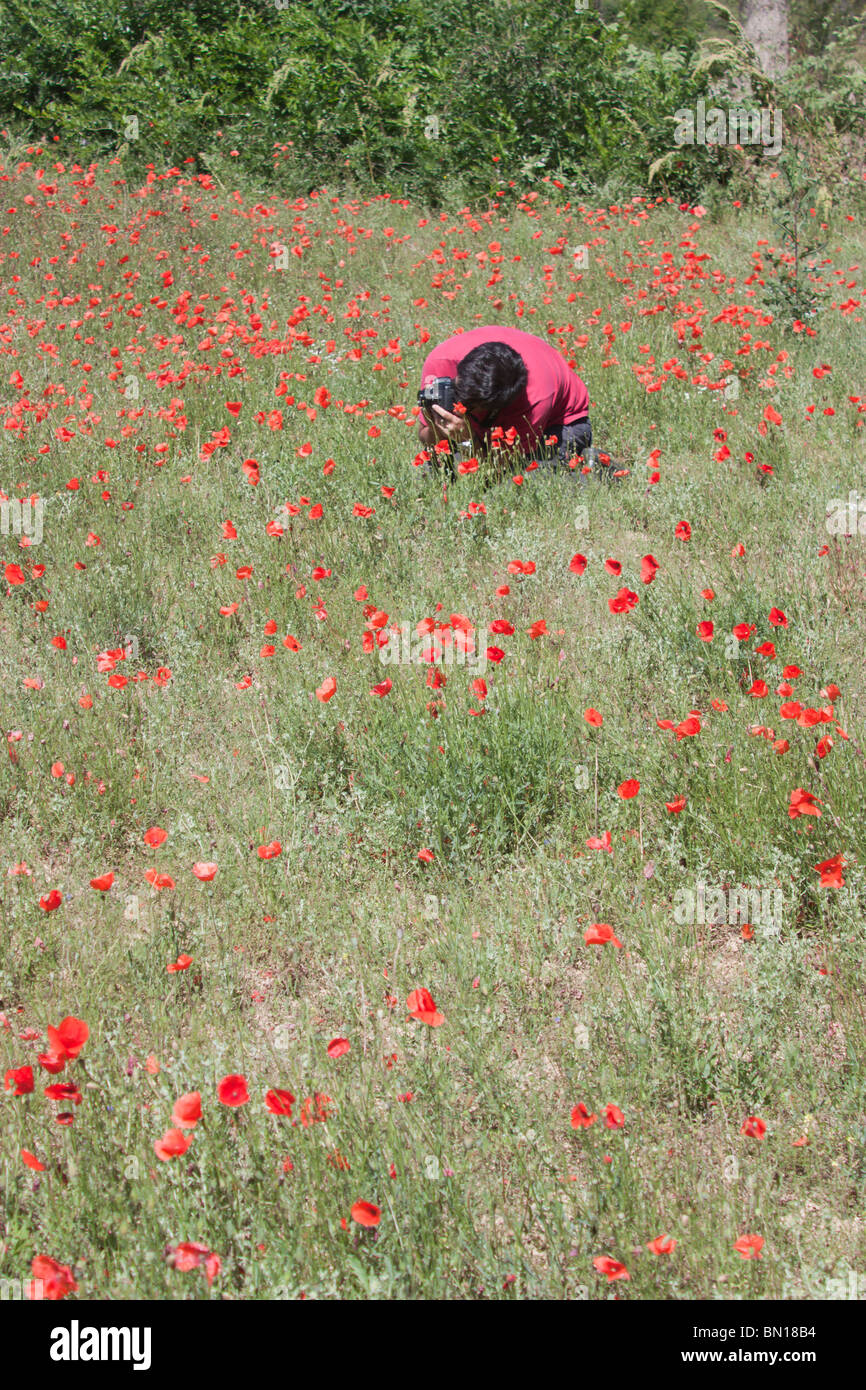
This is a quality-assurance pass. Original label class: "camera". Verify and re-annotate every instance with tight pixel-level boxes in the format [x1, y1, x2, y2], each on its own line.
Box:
[418, 376, 457, 425]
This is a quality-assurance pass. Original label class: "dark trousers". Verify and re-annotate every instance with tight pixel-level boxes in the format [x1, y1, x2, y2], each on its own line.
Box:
[546, 417, 592, 469]
[419, 417, 593, 478]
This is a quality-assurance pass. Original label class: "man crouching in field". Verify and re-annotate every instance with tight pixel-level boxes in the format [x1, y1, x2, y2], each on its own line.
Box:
[416, 325, 591, 470]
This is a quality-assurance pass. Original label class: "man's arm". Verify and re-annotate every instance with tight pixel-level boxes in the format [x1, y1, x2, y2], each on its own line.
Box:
[417, 413, 437, 448]
[416, 374, 472, 448]
[417, 405, 472, 447]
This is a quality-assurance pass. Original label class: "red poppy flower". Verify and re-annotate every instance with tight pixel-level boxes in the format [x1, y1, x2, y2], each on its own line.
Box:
[640, 555, 659, 584]
[813, 853, 846, 887]
[316, 676, 337, 702]
[779, 701, 802, 719]
[327, 1037, 350, 1059]
[647, 1235, 677, 1255]
[192, 861, 218, 881]
[144, 869, 175, 890]
[54, 1017, 89, 1058]
[171, 1092, 202, 1128]
[167, 953, 193, 973]
[143, 826, 167, 848]
[265, 1088, 296, 1115]
[584, 922, 623, 947]
[38, 1047, 67, 1075]
[90, 871, 114, 891]
[29, 1255, 78, 1300]
[570, 1103, 597, 1129]
[44, 1082, 82, 1105]
[406, 988, 444, 1026]
[604, 1103, 625, 1129]
[257, 841, 282, 859]
[350, 1201, 381, 1228]
[741, 1115, 766, 1140]
[617, 778, 640, 799]
[584, 708, 603, 727]
[609, 587, 638, 614]
[733, 1234, 764, 1260]
[154, 1128, 194, 1161]
[789, 788, 822, 819]
[586, 830, 612, 852]
[37, 1016, 89, 1076]
[593, 1255, 629, 1281]
[4, 1065, 35, 1096]
[217, 1074, 249, 1107]
[174, 1242, 221, 1285]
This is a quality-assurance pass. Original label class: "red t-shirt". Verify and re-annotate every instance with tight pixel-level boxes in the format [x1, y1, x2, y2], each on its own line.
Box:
[421, 326, 589, 454]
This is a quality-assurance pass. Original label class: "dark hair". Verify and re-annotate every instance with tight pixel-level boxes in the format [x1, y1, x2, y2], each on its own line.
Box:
[455, 341, 527, 420]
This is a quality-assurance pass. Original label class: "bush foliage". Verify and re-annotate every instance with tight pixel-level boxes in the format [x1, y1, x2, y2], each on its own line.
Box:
[1, 0, 863, 202]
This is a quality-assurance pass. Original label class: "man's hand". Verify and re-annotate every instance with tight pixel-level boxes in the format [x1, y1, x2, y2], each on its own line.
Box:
[429, 403, 471, 444]
[417, 373, 471, 447]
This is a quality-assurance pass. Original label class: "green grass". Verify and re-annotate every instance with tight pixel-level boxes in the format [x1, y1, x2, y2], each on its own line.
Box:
[1, 154, 865, 1300]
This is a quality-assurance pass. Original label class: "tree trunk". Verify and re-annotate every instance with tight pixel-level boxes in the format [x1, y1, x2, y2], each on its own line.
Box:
[741, 0, 790, 77]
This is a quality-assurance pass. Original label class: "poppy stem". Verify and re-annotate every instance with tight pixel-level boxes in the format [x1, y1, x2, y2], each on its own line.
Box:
[593, 748, 598, 833]
[360, 980, 369, 1057]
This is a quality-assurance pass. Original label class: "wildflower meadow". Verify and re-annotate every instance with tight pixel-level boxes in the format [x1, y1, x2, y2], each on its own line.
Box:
[1, 143, 865, 1321]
